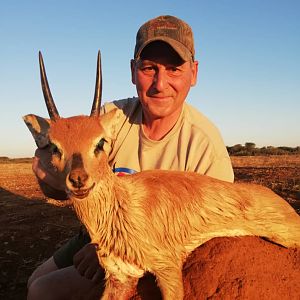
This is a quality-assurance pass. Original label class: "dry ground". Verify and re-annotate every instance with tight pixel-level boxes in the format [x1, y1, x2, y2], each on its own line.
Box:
[0, 155, 299, 299]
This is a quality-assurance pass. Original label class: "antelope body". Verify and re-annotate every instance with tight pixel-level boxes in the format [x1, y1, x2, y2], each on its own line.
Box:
[24, 52, 300, 300]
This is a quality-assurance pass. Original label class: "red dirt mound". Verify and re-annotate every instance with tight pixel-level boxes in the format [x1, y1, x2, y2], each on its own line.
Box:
[134, 236, 300, 300]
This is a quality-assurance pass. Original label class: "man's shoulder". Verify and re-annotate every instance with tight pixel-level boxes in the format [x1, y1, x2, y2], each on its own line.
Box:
[183, 103, 221, 136]
[102, 97, 140, 115]
[183, 103, 227, 155]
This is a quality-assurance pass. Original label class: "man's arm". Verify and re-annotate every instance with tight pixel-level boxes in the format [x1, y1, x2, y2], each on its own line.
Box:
[205, 157, 234, 183]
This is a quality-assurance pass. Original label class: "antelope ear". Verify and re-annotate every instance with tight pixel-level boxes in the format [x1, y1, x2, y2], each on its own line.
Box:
[100, 108, 123, 139]
[23, 114, 51, 148]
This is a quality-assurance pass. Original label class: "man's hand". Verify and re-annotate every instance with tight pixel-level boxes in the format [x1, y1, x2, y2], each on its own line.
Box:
[33, 147, 68, 199]
[73, 243, 104, 283]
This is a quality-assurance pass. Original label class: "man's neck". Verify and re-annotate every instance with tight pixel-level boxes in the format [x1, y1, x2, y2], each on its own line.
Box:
[142, 109, 183, 141]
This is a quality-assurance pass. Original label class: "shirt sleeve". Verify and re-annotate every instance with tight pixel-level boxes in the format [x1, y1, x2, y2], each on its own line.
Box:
[204, 157, 234, 183]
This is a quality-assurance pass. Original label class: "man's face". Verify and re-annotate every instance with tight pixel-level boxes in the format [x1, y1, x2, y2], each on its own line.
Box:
[131, 42, 198, 121]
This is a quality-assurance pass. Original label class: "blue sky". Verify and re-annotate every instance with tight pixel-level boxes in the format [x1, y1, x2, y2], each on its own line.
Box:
[1, 0, 299, 157]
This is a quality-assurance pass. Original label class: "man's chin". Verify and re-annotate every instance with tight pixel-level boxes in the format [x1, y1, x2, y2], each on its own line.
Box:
[143, 105, 182, 121]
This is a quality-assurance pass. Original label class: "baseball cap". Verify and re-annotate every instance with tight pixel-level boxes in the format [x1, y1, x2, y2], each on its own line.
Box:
[134, 15, 195, 62]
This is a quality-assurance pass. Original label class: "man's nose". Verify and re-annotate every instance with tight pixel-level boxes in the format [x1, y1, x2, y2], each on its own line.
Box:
[153, 69, 167, 91]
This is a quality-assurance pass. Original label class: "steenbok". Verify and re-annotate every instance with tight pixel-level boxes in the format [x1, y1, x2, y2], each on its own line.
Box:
[24, 51, 300, 300]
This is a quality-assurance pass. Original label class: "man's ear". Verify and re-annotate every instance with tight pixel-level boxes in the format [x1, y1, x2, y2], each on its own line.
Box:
[191, 60, 199, 87]
[23, 114, 51, 148]
[100, 108, 123, 139]
[130, 59, 136, 85]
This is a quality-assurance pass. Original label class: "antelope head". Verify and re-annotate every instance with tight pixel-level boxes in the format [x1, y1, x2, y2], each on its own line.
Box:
[23, 51, 122, 199]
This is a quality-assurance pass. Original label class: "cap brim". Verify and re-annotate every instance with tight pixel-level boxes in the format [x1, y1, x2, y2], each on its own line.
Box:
[135, 37, 192, 62]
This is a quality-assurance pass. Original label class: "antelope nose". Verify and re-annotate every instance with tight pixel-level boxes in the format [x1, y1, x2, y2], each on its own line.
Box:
[68, 170, 88, 189]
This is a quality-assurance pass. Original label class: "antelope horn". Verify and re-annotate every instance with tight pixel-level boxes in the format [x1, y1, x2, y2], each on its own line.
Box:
[90, 50, 102, 117]
[39, 52, 60, 120]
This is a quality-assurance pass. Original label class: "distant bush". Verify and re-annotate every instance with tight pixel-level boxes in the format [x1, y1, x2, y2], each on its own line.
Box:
[0, 156, 10, 161]
[227, 143, 300, 156]
[0, 157, 33, 164]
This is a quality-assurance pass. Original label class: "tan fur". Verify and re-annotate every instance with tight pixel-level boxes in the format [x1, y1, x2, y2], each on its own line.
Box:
[24, 110, 300, 300]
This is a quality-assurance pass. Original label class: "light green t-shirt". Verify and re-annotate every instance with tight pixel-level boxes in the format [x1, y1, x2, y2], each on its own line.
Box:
[102, 97, 234, 183]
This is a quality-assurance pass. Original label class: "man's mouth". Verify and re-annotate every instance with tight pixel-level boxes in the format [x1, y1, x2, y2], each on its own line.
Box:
[67, 183, 95, 200]
[151, 95, 171, 100]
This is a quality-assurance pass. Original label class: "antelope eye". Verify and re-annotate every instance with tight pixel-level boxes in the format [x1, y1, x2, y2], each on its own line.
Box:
[94, 138, 106, 154]
[49, 143, 62, 158]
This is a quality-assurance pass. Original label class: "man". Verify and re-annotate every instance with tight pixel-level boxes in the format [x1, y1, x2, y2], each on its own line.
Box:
[27, 15, 234, 299]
